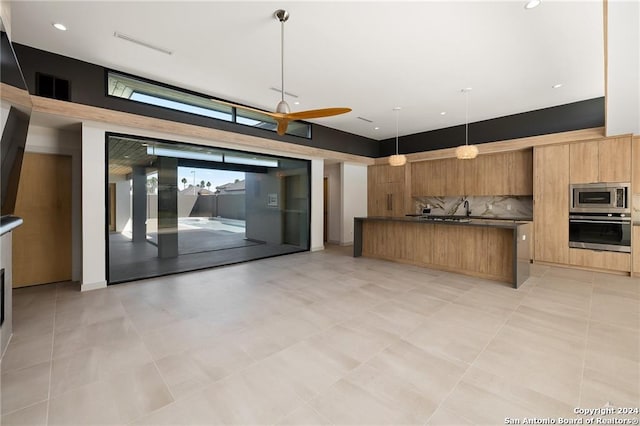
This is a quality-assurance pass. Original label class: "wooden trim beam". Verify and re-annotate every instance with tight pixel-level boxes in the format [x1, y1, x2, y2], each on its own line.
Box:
[29, 95, 376, 165]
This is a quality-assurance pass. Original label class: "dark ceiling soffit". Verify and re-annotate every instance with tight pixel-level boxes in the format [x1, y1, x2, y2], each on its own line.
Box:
[378, 97, 605, 157]
[13, 43, 379, 158]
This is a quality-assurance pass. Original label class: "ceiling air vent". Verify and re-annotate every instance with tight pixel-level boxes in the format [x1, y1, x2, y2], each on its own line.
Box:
[113, 32, 173, 55]
[357, 117, 373, 123]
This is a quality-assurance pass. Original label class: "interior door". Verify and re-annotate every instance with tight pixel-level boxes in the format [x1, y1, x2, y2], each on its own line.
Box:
[13, 152, 72, 287]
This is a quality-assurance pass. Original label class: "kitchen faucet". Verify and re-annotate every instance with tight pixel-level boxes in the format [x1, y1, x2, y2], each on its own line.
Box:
[463, 199, 471, 217]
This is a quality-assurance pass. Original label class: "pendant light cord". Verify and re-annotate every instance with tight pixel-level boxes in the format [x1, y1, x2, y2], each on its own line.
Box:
[280, 20, 285, 103]
[465, 90, 469, 146]
[395, 109, 400, 155]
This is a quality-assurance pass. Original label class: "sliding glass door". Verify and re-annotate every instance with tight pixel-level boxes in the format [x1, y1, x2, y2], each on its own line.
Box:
[106, 134, 310, 283]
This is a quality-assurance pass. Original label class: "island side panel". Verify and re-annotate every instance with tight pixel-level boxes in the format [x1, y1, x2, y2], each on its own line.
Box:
[357, 219, 517, 285]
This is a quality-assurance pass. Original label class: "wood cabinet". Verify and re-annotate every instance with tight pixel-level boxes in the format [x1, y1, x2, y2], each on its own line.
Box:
[367, 164, 406, 217]
[569, 248, 630, 273]
[411, 149, 533, 197]
[534, 144, 569, 264]
[570, 136, 631, 184]
[360, 219, 519, 284]
[633, 226, 640, 276]
[631, 136, 640, 193]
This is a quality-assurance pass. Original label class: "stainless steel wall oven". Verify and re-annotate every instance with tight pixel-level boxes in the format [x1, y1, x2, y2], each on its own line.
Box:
[569, 182, 631, 253]
[569, 213, 631, 253]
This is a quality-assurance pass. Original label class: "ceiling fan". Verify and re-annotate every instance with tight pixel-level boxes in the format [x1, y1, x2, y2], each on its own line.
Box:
[215, 9, 352, 136]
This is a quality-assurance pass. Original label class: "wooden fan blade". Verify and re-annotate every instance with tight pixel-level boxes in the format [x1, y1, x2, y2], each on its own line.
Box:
[276, 118, 290, 136]
[285, 108, 352, 120]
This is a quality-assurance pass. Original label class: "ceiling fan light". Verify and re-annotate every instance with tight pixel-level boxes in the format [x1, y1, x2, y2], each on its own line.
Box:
[455, 144, 479, 159]
[389, 154, 407, 167]
[276, 100, 290, 114]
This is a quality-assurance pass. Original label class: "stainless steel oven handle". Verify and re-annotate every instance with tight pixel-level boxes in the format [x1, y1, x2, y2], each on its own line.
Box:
[569, 219, 630, 224]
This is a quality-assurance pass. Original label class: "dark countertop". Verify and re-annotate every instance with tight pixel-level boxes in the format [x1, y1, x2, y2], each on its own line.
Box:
[356, 216, 530, 230]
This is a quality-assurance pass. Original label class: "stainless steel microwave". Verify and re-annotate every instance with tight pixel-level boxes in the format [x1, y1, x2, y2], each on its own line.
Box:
[570, 182, 630, 214]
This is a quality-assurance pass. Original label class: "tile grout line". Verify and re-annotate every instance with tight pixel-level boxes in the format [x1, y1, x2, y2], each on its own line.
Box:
[44, 283, 59, 426]
[422, 287, 529, 426]
[577, 279, 595, 408]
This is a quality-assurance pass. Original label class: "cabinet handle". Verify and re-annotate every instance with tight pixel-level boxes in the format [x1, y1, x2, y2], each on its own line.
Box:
[387, 194, 392, 211]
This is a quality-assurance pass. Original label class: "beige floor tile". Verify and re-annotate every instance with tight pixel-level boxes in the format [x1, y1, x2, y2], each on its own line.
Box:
[592, 273, 640, 295]
[50, 337, 153, 398]
[587, 321, 640, 363]
[131, 392, 219, 425]
[590, 287, 640, 330]
[345, 341, 468, 422]
[358, 300, 434, 337]
[276, 403, 331, 425]
[307, 322, 398, 365]
[11, 309, 55, 340]
[1, 361, 51, 415]
[391, 289, 450, 316]
[0, 401, 48, 426]
[544, 266, 594, 283]
[309, 379, 418, 425]
[426, 406, 474, 425]
[405, 317, 498, 365]
[452, 285, 525, 316]
[508, 304, 589, 337]
[252, 340, 355, 401]
[48, 362, 173, 425]
[4, 246, 639, 425]
[1, 333, 53, 373]
[472, 324, 584, 406]
[52, 316, 141, 359]
[580, 366, 640, 409]
[140, 317, 219, 360]
[198, 362, 306, 424]
[441, 367, 574, 424]
[520, 283, 592, 319]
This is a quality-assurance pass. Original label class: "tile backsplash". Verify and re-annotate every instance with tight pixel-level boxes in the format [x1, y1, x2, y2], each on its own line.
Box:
[413, 196, 533, 219]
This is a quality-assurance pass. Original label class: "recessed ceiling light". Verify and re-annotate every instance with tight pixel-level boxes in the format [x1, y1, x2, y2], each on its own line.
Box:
[53, 23, 67, 31]
[440, 112, 447, 115]
[374, 127, 380, 130]
[524, 0, 541, 9]
[293, 101, 300, 105]
[552, 83, 563, 89]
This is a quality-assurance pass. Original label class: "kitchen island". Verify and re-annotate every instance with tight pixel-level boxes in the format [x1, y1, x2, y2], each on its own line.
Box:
[353, 216, 531, 288]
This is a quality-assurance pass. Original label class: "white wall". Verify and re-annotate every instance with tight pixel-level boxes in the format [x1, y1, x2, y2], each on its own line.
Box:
[81, 123, 106, 291]
[25, 125, 82, 282]
[340, 163, 368, 245]
[606, 0, 640, 136]
[1, 232, 13, 358]
[310, 159, 324, 251]
[324, 163, 342, 244]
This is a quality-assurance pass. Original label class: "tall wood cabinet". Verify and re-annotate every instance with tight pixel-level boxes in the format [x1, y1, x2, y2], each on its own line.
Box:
[367, 164, 406, 217]
[569, 137, 631, 183]
[534, 144, 569, 264]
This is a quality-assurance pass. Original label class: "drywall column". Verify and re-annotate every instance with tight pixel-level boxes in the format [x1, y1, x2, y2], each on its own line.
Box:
[131, 166, 147, 243]
[81, 123, 106, 291]
[605, 0, 640, 135]
[1, 232, 13, 357]
[310, 158, 324, 251]
[157, 156, 178, 258]
[340, 163, 368, 245]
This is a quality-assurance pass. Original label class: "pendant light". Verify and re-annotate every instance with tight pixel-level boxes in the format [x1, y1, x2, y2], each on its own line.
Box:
[455, 88, 479, 160]
[388, 107, 407, 166]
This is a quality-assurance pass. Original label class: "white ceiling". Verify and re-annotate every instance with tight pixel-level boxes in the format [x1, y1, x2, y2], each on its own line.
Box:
[10, 1, 604, 141]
